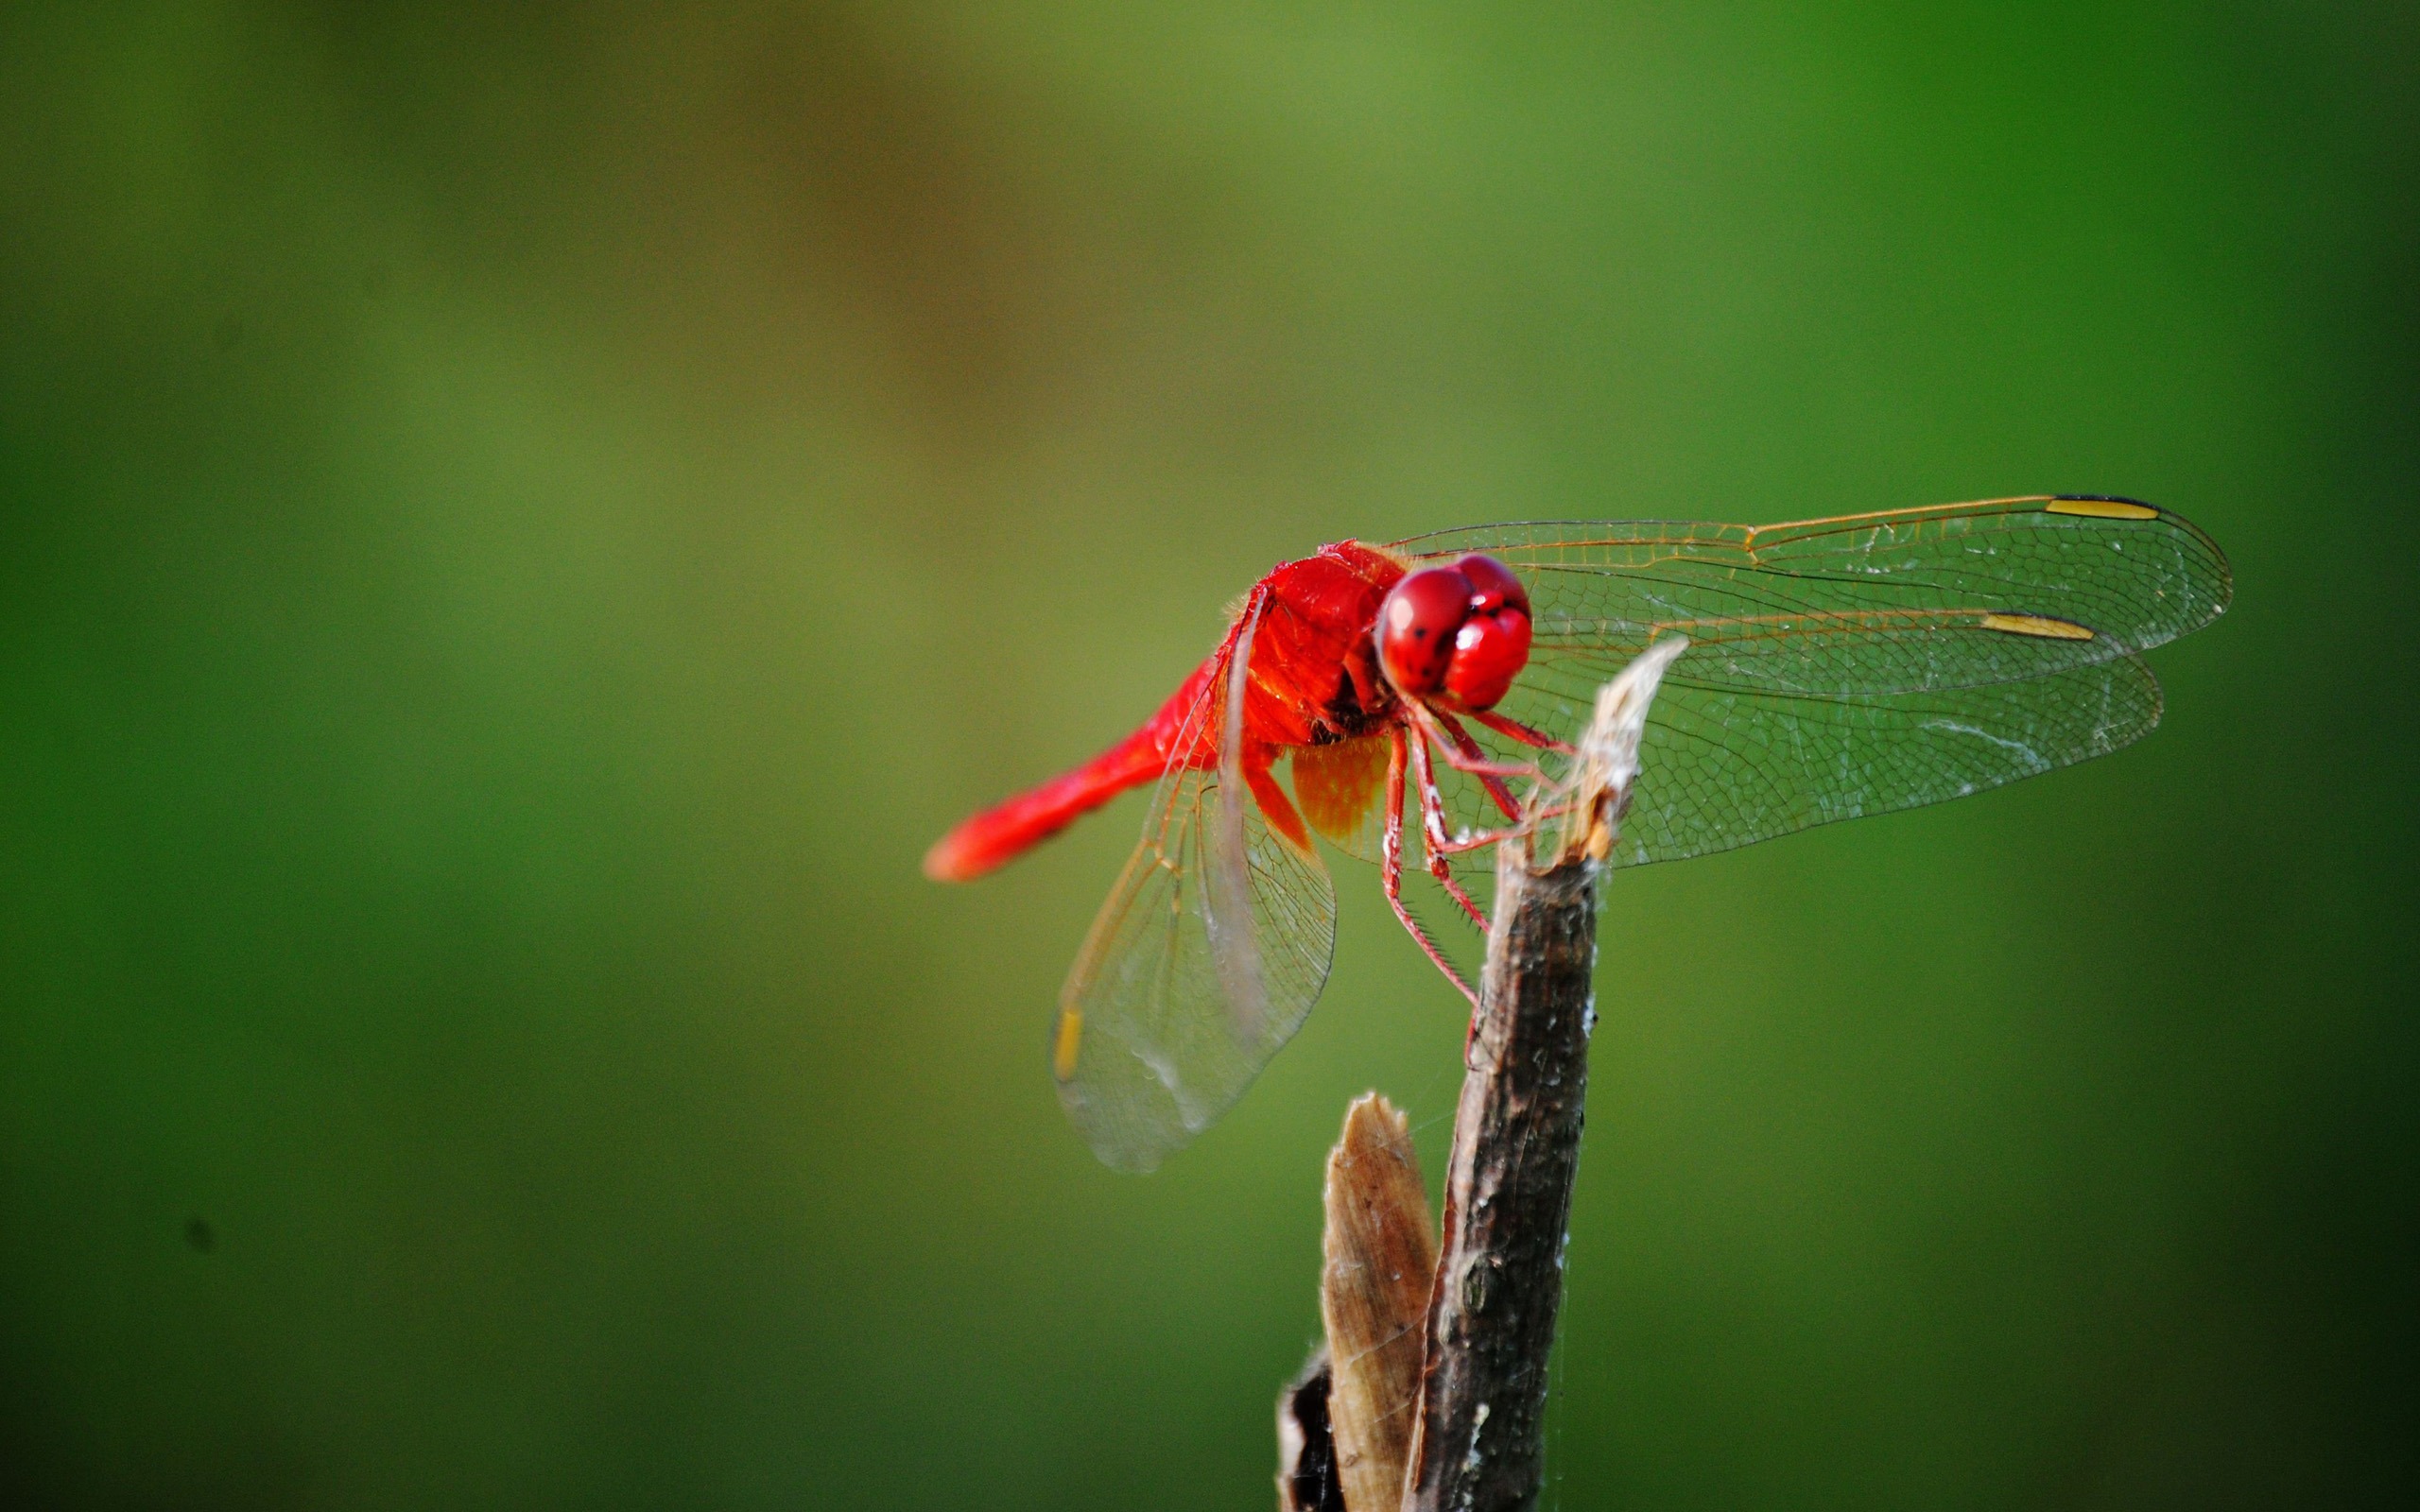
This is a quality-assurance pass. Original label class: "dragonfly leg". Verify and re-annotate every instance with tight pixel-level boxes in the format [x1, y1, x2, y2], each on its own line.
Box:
[1412, 742, 1538, 858]
[1382, 727, 1479, 1009]
[1426, 820, 1535, 858]
[1426, 706, 1538, 781]
[1405, 704, 1528, 821]
[1404, 730, 1502, 1068]
[1469, 708, 1578, 757]
[1422, 699, 1598, 854]
[1406, 724, 1493, 929]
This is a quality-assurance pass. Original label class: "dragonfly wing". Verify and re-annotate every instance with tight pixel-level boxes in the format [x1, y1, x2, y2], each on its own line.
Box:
[1616, 650, 2162, 865]
[1395, 496, 2228, 871]
[1054, 629, 1338, 1171]
[1400, 496, 2230, 681]
[1285, 734, 1392, 864]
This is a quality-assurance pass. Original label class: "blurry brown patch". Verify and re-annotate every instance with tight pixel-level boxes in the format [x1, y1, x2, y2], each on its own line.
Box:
[735, 8, 1072, 438]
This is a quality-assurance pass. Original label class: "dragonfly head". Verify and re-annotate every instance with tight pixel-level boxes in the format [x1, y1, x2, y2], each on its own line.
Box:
[1376, 553, 1532, 712]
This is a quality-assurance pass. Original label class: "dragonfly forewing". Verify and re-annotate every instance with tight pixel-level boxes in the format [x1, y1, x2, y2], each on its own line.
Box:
[1392, 496, 2228, 892]
[1399, 495, 2231, 673]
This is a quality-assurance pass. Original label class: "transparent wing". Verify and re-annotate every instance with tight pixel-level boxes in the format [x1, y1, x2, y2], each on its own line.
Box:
[1053, 618, 1339, 1172]
[1399, 496, 2230, 670]
[1393, 496, 2231, 887]
[1594, 652, 2165, 866]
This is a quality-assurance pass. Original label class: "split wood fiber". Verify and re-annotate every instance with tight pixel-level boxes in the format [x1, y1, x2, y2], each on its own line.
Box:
[1320, 1095, 1437, 1511]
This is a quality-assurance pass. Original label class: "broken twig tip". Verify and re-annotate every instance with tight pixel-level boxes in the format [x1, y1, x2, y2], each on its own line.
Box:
[1283, 641, 1688, 1511]
[1561, 634, 1687, 864]
[1405, 637, 1685, 1511]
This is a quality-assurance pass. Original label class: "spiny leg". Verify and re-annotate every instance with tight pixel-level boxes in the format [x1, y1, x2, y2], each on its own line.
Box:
[1405, 703, 1527, 820]
[1470, 707, 1576, 756]
[1413, 718, 1547, 860]
[1399, 704, 1537, 858]
[1401, 728, 1499, 1067]
[1406, 724, 1493, 929]
[1431, 706, 1544, 791]
[1381, 726, 1478, 1008]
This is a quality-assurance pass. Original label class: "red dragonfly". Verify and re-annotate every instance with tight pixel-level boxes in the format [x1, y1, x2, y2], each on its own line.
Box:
[927, 497, 2231, 1170]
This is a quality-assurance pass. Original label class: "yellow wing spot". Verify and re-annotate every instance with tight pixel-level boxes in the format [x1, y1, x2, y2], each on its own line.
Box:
[1291, 734, 1390, 846]
[1980, 612, 2095, 640]
[2045, 497, 2159, 521]
[1052, 1007, 1084, 1082]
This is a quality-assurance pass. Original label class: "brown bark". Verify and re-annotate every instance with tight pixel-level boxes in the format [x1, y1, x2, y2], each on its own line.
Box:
[1399, 846, 1599, 1512]
[1275, 640, 1685, 1512]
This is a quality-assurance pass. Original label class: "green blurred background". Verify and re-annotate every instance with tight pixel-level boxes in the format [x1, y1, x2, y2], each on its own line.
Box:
[2, 3, 2412, 1507]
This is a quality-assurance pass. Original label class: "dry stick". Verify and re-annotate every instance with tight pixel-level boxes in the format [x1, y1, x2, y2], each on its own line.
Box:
[1401, 638, 1687, 1512]
[1271, 640, 1685, 1512]
[1395, 843, 1595, 1511]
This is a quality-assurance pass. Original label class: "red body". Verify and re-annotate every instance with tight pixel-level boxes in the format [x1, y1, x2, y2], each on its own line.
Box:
[923, 541, 1409, 883]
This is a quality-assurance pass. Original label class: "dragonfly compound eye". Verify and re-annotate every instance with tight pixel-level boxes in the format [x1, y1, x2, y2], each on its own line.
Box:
[1454, 553, 1530, 618]
[1443, 598, 1532, 711]
[1377, 565, 1475, 696]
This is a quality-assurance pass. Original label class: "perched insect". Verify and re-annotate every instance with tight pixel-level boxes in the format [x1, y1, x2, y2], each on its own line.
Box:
[927, 497, 2231, 1169]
